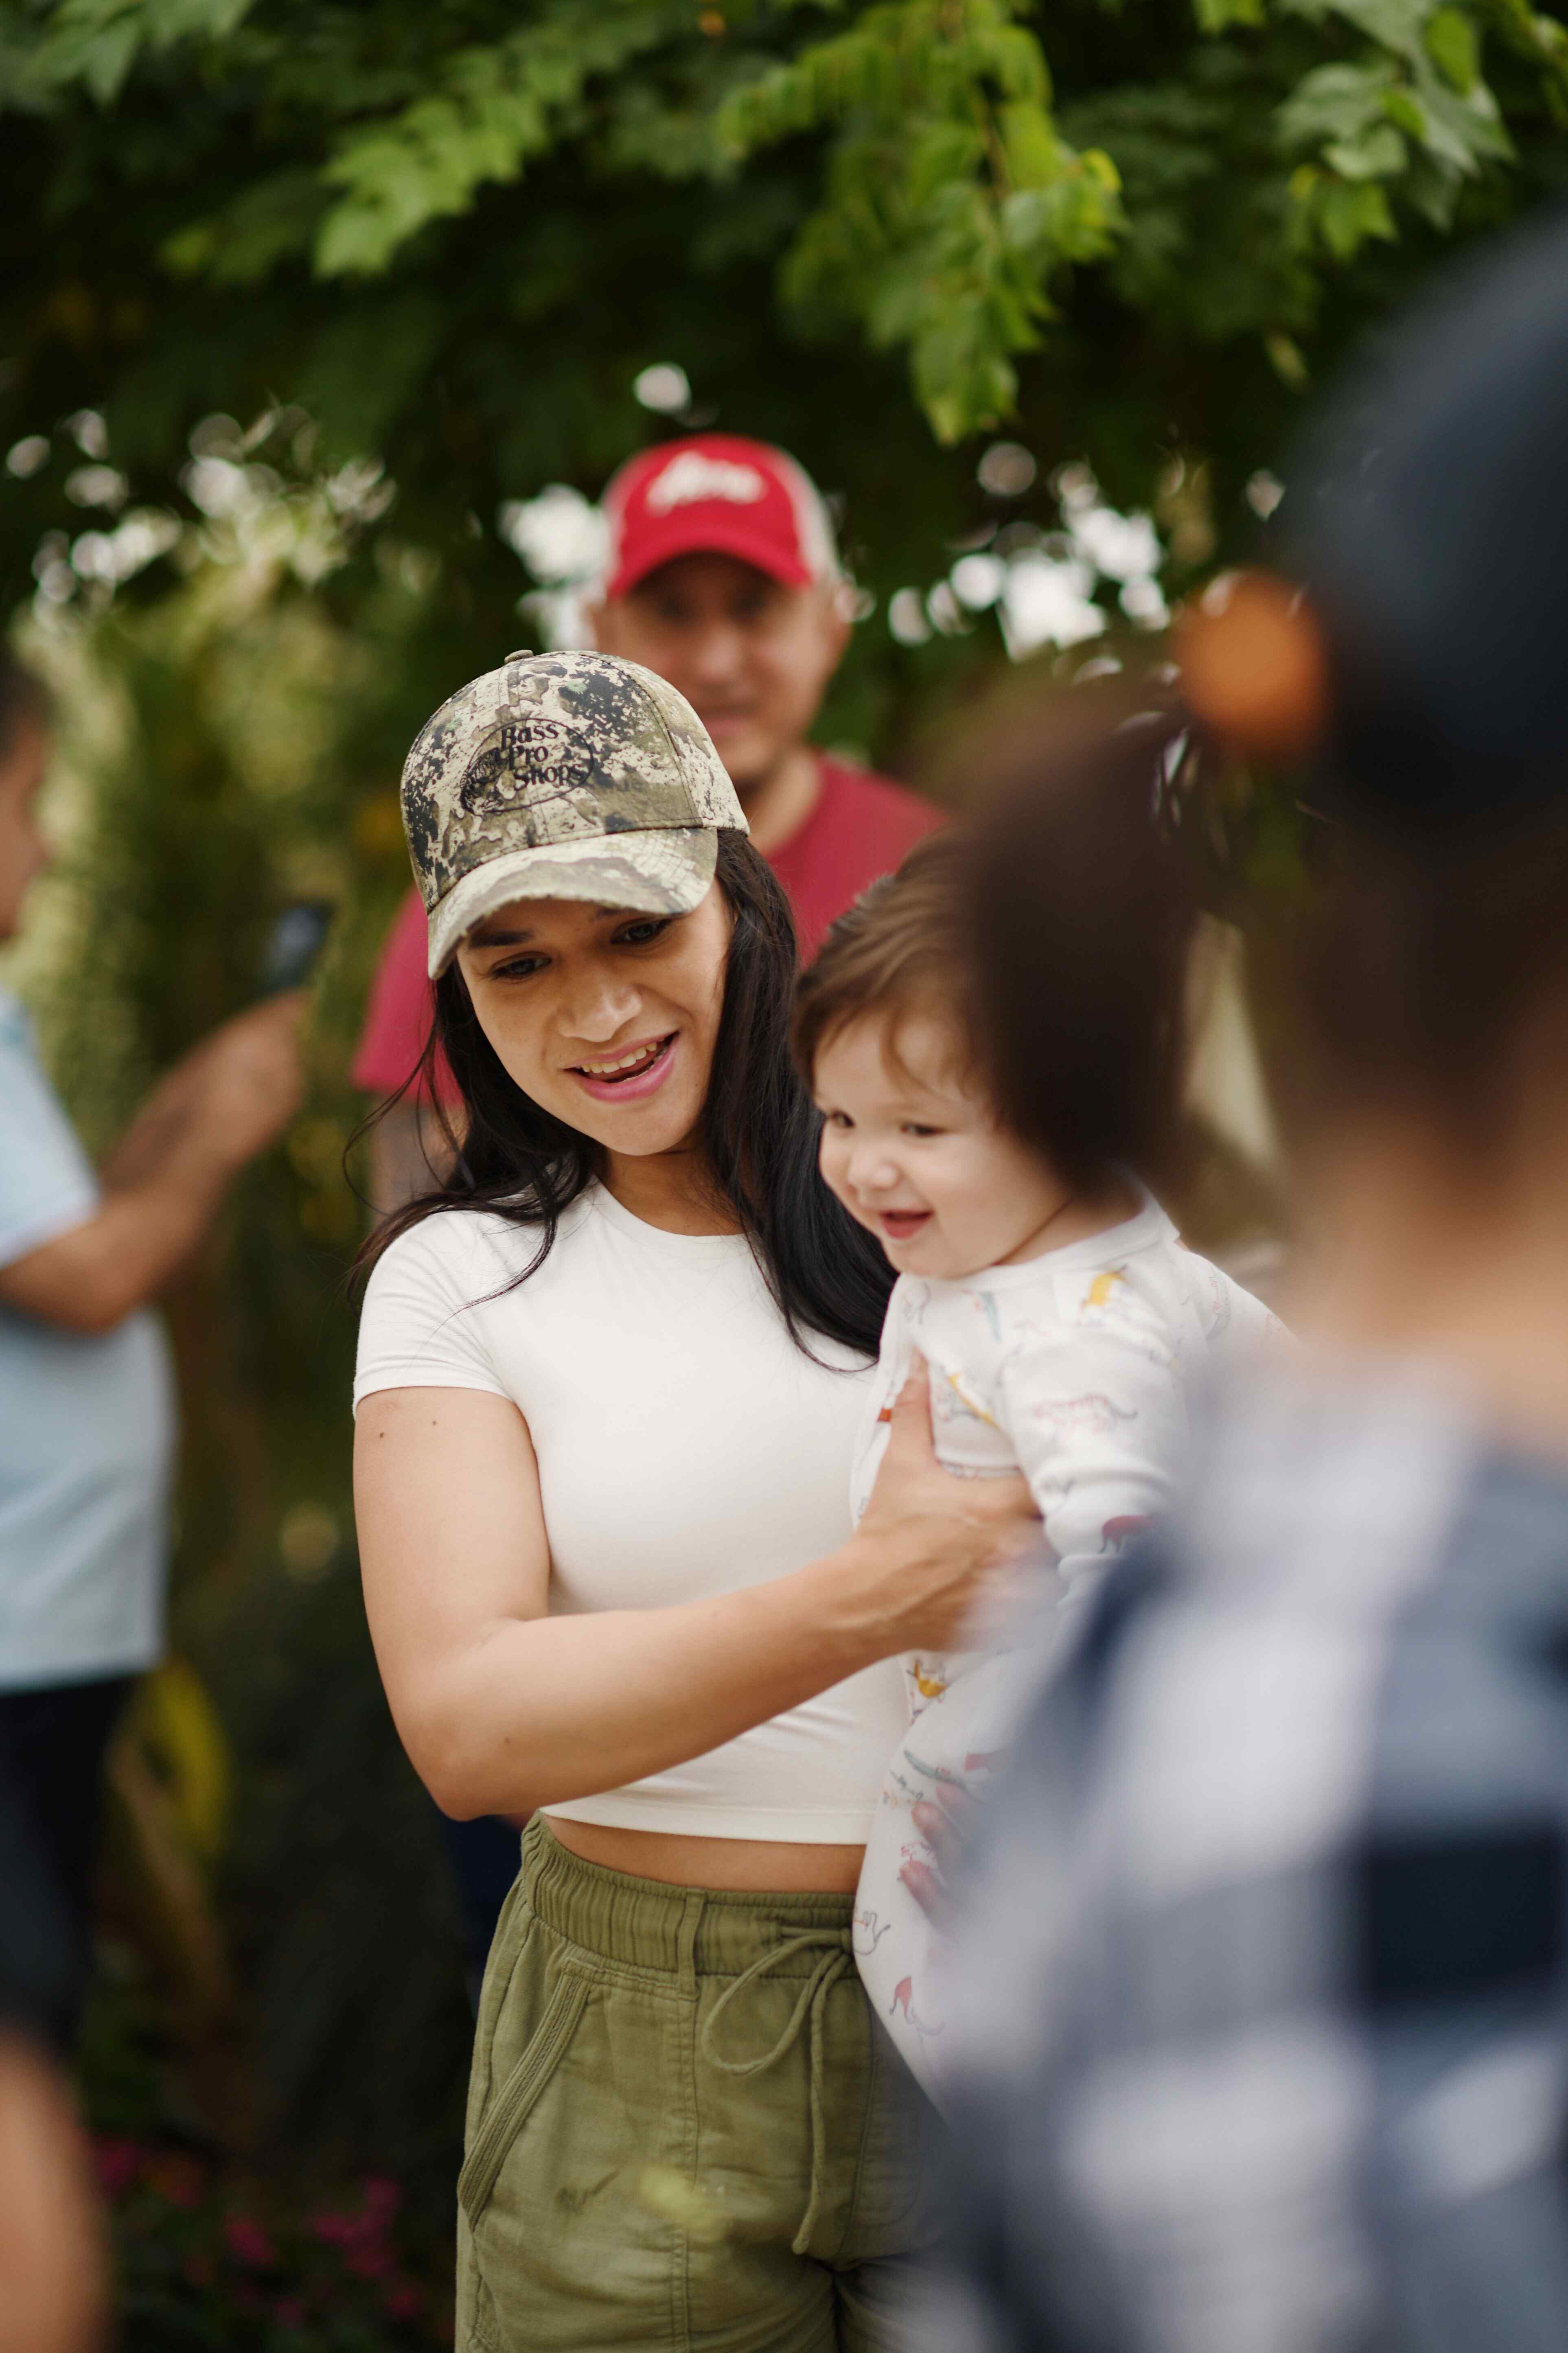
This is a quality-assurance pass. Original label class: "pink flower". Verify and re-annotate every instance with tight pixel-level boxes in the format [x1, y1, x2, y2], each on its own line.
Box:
[361, 2175, 401, 2219]
[383, 2281, 423, 2321]
[223, 2214, 277, 2270]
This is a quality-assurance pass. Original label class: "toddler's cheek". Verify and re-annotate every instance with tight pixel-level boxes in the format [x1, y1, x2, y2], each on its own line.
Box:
[816, 1147, 852, 1208]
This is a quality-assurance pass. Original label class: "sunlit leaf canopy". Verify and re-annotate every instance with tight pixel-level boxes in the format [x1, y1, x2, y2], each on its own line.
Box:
[4, 0, 1567, 667]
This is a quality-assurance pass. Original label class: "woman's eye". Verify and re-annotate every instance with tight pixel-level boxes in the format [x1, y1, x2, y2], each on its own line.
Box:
[492, 955, 545, 981]
[615, 918, 671, 948]
[823, 1110, 852, 1130]
[902, 1123, 943, 1139]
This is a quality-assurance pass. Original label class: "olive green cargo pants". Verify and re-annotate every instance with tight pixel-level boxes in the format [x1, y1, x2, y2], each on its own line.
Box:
[456, 1818, 942, 2351]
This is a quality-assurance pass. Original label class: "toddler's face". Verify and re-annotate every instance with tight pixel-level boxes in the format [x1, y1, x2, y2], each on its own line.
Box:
[813, 1010, 1069, 1280]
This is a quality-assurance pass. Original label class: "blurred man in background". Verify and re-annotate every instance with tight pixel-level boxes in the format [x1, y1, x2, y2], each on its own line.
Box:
[0, 650, 302, 2029]
[354, 433, 940, 1214]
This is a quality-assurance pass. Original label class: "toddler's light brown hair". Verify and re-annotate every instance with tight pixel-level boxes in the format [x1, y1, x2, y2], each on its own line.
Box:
[791, 832, 984, 1092]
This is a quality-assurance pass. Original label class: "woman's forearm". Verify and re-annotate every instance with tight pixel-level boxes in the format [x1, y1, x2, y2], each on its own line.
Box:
[357, 1375, 1032, 1821]
[399, 1542, 893, 1819]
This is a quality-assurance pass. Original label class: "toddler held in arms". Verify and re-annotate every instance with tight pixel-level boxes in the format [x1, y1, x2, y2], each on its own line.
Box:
[794, 833, 1283, 2099]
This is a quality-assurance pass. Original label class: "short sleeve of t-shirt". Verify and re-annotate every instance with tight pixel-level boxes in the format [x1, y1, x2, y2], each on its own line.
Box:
[354, 1215, 515, 1410]
[0, 992, 99, 1269]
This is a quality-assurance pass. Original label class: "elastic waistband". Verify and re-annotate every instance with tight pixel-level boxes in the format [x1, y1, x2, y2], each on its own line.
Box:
[523, 1818, 854, 1980]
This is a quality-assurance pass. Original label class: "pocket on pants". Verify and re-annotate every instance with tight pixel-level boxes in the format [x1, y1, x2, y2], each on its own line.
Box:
[458, 1967, 591, 2228]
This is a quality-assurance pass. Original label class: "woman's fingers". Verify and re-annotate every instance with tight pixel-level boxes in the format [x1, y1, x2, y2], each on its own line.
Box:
[898, 1855, 947, 1925]
[913, 1780, 975, 1871]
[881, 1351, 935, 1465]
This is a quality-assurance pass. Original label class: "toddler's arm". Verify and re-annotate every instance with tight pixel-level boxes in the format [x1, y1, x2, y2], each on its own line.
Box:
[998, 1312, 1190, 1615]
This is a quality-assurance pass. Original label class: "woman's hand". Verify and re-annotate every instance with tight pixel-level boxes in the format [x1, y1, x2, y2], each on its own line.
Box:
[848, 1355, 1038, 1654]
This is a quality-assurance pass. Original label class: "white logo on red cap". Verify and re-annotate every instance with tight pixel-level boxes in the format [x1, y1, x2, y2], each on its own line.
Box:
[645, 452, 767, 514]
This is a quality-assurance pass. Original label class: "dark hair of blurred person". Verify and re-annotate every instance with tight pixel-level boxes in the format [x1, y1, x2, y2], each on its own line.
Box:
[0, 645, 303, 2034]
[934, 203, 1568, 2353]
[957, 702, 1201, 1200]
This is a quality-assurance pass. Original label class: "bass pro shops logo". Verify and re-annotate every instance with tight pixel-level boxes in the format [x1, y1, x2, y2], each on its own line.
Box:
[645, 452, 767, 513]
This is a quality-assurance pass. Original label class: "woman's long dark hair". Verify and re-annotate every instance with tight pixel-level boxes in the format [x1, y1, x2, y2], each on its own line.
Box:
[357, 833, 893, 1359]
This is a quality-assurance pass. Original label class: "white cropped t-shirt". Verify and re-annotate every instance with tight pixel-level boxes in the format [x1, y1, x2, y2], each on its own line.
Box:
[353, 1184, 907, 1841]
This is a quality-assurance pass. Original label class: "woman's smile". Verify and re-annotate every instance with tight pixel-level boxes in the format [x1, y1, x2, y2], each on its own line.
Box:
[567, 1032, 679, 1102]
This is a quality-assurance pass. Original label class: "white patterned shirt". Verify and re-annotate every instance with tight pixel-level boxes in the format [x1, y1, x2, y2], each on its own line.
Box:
[850, 1191, 1281, 2097]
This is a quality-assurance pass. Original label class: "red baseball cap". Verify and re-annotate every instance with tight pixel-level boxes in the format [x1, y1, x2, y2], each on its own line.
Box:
[600, 434, 840, 602]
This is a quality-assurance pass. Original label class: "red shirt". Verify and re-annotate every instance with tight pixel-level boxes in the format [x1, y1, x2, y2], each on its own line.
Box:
[350, 754, 942, 1099]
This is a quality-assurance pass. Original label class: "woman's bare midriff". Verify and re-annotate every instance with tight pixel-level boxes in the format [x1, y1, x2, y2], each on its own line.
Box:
[542, 1814, 865, 1895]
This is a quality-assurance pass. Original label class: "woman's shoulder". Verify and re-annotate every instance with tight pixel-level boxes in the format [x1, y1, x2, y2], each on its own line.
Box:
[362, 1197, 578, 1310]
[353, 1197, 596, 1409]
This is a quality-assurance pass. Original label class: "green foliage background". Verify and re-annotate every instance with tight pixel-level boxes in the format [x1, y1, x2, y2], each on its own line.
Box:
[2, 0, 1567, 2274]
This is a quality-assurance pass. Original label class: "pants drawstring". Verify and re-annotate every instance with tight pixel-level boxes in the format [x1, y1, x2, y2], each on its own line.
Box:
[699, 1925, 855, 2256]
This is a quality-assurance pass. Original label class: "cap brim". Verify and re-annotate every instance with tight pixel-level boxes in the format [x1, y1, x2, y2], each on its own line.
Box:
[425, 827, 719, 978]
[607, 513, 815, 601]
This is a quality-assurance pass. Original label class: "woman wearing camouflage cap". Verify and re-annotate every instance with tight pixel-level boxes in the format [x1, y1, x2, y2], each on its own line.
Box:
[352, 650, 1031, 2349]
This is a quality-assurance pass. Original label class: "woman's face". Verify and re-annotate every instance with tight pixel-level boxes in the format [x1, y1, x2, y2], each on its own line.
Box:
[453, 885, 731, 1158]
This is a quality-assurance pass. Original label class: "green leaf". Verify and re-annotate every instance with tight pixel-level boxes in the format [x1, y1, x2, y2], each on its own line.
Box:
[1382, 85, 1428, 136]
[27, 0, 259, 102]
[161, 171, 327, 287]
[1425, 7, 1480, 91]
[1194, 0, 1266, 30]
[1277, 60, 1398, 155]
[1281, 0, 1427, 61]
[1318, 172, 1395, 255]
[1414, 77, 1512, 173]
[314, 9, 681, 279]
[1323, 121, 1406, 174]
[714, 0, 1123, 442]
[997, 98, 1062, 188]
[1265, 328, 1311, 385]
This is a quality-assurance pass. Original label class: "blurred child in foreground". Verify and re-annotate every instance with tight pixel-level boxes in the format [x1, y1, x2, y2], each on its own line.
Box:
[0, 650, 302, 2028]
[935, 205, 1568, 2353]
[795, 838, 1280, 2099]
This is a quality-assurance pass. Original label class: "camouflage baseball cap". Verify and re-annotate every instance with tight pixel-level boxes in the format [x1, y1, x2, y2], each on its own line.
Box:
[401, 649, 747, 977]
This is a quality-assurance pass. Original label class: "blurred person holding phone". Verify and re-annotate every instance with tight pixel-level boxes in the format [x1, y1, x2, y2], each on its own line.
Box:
[931, 209, 1568, 2353]
[354, 434, 941, 1217]
[0, 650, 303, 2028]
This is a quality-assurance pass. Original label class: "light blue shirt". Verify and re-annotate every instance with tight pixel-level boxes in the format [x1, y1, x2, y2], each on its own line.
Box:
[0, 989, 174, 1690]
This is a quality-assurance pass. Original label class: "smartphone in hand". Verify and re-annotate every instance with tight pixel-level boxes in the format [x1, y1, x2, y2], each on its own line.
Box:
[257, 900, 334, 997]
